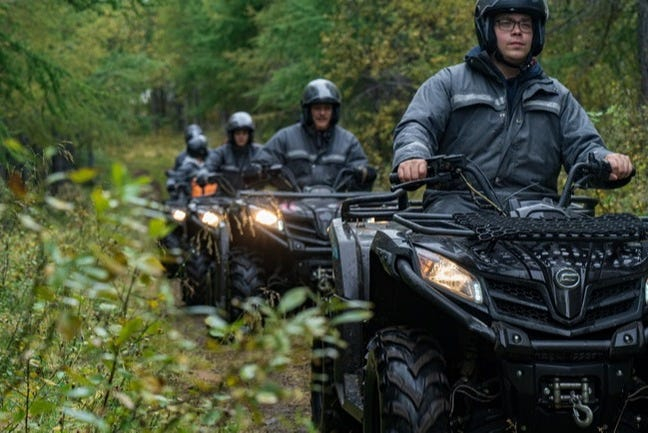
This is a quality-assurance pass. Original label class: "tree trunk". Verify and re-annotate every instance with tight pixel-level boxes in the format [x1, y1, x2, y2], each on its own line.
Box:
[640, 0, 648, 104]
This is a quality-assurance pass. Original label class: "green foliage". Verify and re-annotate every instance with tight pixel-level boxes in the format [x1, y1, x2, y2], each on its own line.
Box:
[0, 161, 372, 431]
[204, 288, 371, 431]
[154, 0, 268, 125]
[322, 0, 473, 172]
[589, 104, 648, 213]
[0, 1, 164, 149]
[545, 1, 640, 109]
[242, 0, 334, 115]
[155, 0, 337, 132]
[0, 165, 183, 432]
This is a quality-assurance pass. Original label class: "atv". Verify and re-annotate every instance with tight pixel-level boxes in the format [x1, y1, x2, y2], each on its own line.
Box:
[159, 166, 196, 277]
[161, 165, 238, 307]
[315, 154, 648, 433]
[227, 164, 379, 311]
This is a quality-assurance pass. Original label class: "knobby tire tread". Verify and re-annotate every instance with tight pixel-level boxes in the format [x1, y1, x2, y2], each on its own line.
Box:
[182, 251, 213, 305]
[365, 327, 450, 433]
[228, 247, 266, 317]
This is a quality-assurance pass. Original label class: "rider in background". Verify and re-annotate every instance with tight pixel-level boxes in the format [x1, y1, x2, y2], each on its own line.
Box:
[173, 123, 204, 170]
[252, 78, 376, 191]
[393, 0, 633, 214]
[161, 132, 210, 265]
[168, 133, 209, 200]
[205, 111, 263, 190]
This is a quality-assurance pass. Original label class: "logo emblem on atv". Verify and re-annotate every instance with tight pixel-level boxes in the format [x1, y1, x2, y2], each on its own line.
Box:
[554, 267, 580, 290]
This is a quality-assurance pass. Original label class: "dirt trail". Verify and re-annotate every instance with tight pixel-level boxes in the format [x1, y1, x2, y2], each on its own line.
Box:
[170, 299, 312, 433]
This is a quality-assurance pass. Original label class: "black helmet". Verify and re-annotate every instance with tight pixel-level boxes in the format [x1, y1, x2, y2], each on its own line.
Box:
[300, 78, 341, 127]
[184, 123, 203, 143]
[474, 0, 549, 57]
[226, 111, 255, 145]
[186, 134, 208, 159]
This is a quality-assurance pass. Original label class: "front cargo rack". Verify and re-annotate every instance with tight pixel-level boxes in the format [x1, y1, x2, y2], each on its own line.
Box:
[393, 212, 648, 241]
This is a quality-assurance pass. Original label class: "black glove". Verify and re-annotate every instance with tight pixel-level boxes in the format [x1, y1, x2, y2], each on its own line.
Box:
[355, 166, 377, 185]
[242, 163, 263, 182]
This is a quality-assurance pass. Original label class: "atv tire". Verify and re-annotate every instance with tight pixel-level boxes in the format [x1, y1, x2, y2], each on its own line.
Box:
[181, 250, 214, 306]
[363, 327, 450, 433]
[228, 248, 266, 317]
[159, 228, 184, 278]
[310, 339, 360, 433]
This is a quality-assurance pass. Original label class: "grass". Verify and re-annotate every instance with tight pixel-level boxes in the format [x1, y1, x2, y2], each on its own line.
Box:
[0, 133, 320, 432]
[102, 129, 317, 432]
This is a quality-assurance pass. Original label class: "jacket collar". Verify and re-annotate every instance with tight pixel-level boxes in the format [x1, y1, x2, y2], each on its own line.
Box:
[302, 123, 334, 149]
[465, 46, 544, 84]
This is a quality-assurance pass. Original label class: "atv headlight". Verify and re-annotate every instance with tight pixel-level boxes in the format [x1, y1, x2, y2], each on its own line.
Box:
[171, 208, 187, 222]
[249, 205, 284, 231]
[199, 210, 222, 228]
[415, 248, 483, 304]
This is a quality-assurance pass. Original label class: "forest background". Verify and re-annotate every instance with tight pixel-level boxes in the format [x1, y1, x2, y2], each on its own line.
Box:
[1, 0, 647, 211]
[0, 1, 647, 432]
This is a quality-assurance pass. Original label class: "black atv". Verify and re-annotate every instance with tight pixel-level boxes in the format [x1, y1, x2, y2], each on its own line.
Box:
[161, 165, 239, 307]
[159, 166, 195, 277]
[227, 164, 380, 310]
[315, 154, 648, 432]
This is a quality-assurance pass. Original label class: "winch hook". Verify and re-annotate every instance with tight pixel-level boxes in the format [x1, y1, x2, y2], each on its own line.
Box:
[571, 398, 594, 428]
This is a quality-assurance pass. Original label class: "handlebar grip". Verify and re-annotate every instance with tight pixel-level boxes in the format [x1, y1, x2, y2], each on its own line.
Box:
[389, 172, 400, 184]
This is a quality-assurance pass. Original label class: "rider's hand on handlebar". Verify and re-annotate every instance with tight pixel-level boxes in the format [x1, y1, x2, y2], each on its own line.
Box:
[397, 159, 428, 182]
[604, 153, 634, 181]
[242, 163, 263, 181]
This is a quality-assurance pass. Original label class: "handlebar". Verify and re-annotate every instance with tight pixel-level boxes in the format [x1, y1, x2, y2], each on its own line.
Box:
[167, 166, 238, 198]
[243, 163, 302, 191]
[389, 154, 468, 189]
[390, 153, 631, 214]
[558, 153, 634, 207]
[245, 163, 377, 193]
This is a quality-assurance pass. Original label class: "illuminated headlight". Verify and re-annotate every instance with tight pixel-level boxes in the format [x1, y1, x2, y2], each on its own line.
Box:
[171, 209, 187, 222]
[644, 279, 648, 304]
[250, 206, 284, 231]
[199, 210, 222, 228]
[416, 248, 483, 304]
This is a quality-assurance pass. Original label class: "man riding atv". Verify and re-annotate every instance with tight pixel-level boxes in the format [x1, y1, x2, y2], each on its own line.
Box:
[251, 78, 376, 192]
[393, 0, 633, 213]
[205, 111, 263, 191]
[221, 79, 377, 308]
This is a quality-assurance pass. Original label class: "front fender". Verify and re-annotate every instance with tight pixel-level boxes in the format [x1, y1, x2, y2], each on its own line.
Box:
[330, 218, 364, 300]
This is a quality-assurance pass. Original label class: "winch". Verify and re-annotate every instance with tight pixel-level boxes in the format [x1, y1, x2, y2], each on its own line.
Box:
[540, 377, 595, 428]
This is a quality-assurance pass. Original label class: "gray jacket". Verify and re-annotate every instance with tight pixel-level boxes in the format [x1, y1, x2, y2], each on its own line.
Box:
[253, 122, 370, 191]
[393, 48, 613, 212]
[205, 142, 263, 190]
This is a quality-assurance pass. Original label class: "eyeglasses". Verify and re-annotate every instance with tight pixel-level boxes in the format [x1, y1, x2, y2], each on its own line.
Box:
[495, 18, 533, 33]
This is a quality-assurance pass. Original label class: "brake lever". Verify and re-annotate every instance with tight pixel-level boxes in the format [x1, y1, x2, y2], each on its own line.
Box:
[389, 172, 455, 192]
